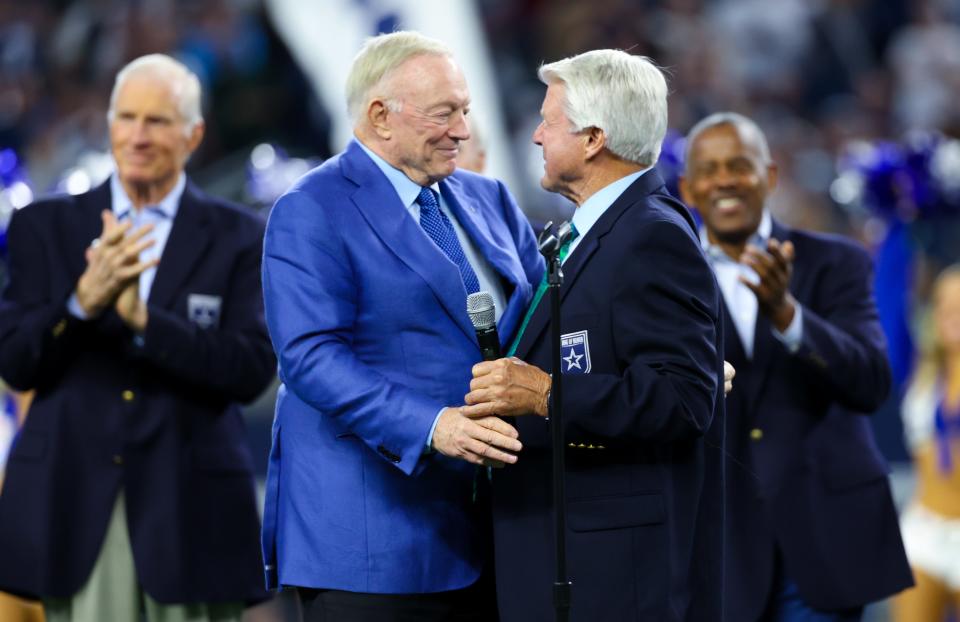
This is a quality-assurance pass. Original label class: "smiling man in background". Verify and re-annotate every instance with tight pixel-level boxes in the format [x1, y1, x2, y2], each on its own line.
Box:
[680, 111, 913, 622]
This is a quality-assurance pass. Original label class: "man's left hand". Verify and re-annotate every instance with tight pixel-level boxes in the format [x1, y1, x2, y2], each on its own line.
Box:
[741, 238, 797, 333]
[462, 357, 551, 418]
[115, 279, 148, 332]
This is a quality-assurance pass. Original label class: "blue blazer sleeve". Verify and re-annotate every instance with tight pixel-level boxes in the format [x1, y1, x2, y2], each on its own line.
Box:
[262, 190, 443, 475]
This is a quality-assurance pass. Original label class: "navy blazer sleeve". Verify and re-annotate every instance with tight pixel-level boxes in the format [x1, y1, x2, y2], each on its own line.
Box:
[0, 206, 81, 390]
[791, 239, 891, 412]
[562, 218, 720, 445]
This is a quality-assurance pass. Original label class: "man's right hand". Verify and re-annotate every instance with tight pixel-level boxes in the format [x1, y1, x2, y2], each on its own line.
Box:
[76, 210, 157, 317]
[431, 407, 522, 468]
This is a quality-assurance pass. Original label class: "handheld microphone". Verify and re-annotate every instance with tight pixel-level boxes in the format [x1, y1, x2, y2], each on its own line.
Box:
[467, 291, 501, 361]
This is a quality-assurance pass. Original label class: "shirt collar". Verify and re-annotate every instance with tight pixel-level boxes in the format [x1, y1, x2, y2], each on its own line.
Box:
[357, 139, 440, 208]
[700, 209, 772, 262]
[571, 168, 649, 241]
[110, 172, 186, 221]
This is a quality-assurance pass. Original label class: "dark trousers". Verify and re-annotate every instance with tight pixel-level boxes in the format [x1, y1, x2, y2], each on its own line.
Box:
[297, 571, 499, 622]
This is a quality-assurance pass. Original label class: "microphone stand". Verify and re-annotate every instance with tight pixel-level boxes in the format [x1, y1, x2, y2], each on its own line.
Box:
[537, 221, 574, 622]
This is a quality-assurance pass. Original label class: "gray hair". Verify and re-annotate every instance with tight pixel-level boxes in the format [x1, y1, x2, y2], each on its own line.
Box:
[683, 112, 772, 171]
[346, 31, 453, 124]
[538, 49, 668, 167]
[108, 54, 203, 135]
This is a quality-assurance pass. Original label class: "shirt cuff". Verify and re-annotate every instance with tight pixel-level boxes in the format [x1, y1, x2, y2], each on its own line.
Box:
[67, 292, 90, 320]
[772, 303, 803, 353]
[424, 407, 446, 453]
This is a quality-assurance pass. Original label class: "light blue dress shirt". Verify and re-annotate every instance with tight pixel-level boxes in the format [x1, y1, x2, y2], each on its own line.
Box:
[566, 169, 648, 262]
[700, 210, 802, 358]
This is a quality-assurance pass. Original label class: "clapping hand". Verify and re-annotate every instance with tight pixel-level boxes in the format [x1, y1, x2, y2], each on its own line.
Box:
[76, 210, 156, 322]
[740, 238, 796, 333]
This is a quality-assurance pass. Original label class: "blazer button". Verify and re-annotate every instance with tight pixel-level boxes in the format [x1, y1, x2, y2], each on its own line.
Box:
[122, 390, 135, 402]
[112, 454, 124, 465]
[51, 318, 67, 338]
[377, 445, 401, 463]
[750, 428, 764, 441]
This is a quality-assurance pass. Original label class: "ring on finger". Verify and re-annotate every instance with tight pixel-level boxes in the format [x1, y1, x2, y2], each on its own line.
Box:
[89, 237, 101, 249]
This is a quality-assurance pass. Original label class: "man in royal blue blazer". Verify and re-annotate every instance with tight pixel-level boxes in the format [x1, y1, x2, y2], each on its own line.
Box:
[0, 55, 274, 620]
[464, 50, 726, 621]
[260, 31, 542, 620]
[679, 112, 913, 621]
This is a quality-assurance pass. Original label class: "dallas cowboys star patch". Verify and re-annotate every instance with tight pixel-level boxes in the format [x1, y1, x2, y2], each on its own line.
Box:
[560, 330, 591, 374]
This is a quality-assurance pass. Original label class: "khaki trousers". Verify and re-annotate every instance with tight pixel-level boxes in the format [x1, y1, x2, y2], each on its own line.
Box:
[43, 491, 243, 622]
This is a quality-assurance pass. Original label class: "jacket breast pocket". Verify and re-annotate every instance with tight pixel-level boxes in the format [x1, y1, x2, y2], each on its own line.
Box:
[567, 492, 665, 532]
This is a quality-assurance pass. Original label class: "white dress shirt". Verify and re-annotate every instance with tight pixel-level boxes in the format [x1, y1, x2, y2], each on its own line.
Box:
[700, 210, 802, 358]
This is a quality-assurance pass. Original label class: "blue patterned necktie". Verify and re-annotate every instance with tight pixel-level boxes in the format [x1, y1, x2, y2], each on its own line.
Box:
[417, 187, 480, 294]
[506, 223, 579, 356]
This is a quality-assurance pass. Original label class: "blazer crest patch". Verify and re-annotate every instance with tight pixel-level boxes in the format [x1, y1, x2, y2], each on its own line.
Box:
[561, 330, 591, 374]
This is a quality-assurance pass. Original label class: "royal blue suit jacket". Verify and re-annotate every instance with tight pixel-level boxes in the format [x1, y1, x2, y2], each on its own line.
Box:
[722, 221, 912, 620]
[492, 170, 726, 622]
[260, 140, 543, 593]
[0, 181, 274, 603]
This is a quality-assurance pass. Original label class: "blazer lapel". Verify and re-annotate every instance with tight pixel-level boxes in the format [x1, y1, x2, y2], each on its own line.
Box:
[721, 296, 748, 369]
[439, 177, 531, 344]
[148, 182, 213, 309]
[515, 170, 670, 359]
[742, 219, 793, 414]
[342, 141, 476, 345]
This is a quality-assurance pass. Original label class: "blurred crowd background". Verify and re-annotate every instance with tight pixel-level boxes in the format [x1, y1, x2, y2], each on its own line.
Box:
[2, 0, 960, 619]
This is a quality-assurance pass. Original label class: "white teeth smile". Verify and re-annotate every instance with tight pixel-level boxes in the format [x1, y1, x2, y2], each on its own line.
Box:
[715, 198, 741, 210]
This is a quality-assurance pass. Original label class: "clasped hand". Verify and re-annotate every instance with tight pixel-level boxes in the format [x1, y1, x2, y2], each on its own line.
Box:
[430, 358, 551, 468]
[462, 357, 552, 418]
[76, 210, 157, 330]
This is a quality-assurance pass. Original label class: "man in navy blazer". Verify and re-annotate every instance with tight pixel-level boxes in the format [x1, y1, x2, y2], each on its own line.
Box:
[679, 112, 913, 621]
[0, 55, 274, 620]
[464, 50, 726, 621]
[260, 31, 542, 620]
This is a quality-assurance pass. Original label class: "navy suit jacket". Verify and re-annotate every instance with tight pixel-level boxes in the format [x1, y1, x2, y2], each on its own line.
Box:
[260, 140, 543, 593]
[0, 180, 274, 603]
[492, 170, 726, 622]
[722, 220, 912, 620]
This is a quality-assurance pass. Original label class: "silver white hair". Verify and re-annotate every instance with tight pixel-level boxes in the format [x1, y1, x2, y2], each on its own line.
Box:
[683, 111, 772, 170]
[108, 54, 203, 135]
[538, 49, 668, 167]
[346, 31, 453, 124]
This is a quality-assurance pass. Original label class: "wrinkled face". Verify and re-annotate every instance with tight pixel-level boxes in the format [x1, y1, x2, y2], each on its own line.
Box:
[532, 82, 585, 200]
[385, 55, 471, 186]
[934, 273, 960, 354]
[680, 123, 775, 245]
[110, 75, 201, 194]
